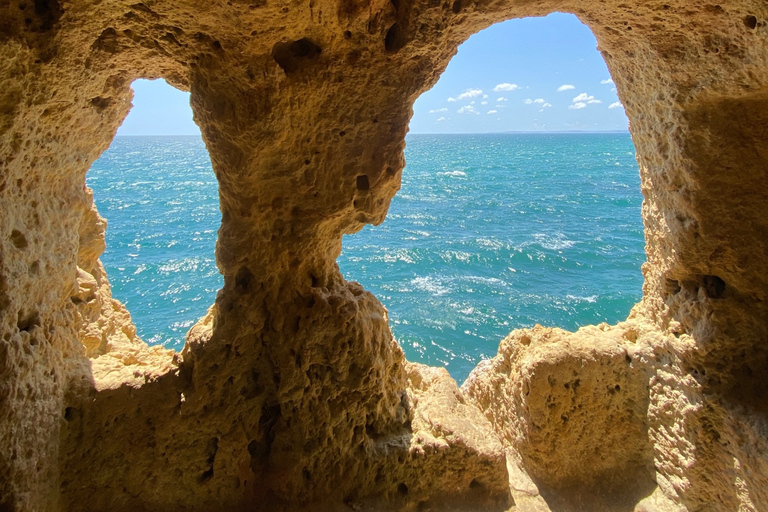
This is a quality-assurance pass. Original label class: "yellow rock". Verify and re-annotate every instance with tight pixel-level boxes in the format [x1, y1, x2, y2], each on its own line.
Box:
[1, 0, 767, 510]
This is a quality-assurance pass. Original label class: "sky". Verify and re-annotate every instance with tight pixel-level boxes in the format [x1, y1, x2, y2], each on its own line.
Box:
[117, 79, 199, 136]
[117, 13, 627, 136]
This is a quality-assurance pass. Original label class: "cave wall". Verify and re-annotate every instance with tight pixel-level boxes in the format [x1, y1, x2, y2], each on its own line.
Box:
[1, 0, 767, 510]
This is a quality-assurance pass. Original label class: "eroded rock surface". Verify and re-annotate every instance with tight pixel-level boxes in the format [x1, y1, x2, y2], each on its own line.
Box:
[1, 0, 768, 510]
[464, 323, 658, 511]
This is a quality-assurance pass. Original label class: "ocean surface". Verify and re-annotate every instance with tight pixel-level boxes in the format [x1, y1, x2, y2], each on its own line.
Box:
[88, 133, 645, 383]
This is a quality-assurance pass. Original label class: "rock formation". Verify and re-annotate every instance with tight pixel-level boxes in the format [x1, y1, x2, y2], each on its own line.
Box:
[1, 0, 767, 510]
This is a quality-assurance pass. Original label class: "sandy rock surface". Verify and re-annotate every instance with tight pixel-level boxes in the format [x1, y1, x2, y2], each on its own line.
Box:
[1, 0, 768, 510]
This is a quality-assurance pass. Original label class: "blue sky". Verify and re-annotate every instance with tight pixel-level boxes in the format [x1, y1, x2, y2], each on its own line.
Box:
[117, 13, 627, 136]
[117, 79, 199, 136]
[411, 13, 627, 133]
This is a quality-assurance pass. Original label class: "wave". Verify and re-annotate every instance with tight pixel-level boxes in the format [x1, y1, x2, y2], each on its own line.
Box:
[410, 276, 450, 296]
[565, 294, 598, 303]
[436, 170, 467, 177]
[532, 233, 575, 250]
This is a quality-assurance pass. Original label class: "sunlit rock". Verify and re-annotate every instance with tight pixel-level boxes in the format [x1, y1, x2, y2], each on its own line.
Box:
[1, 0, 767, 510]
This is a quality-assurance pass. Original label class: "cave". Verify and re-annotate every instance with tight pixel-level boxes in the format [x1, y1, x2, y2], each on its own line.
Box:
[1, 0, 767, 511]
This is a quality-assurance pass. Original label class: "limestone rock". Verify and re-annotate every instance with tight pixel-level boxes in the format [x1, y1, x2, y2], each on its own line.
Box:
[1, 0, 768, 509]
[464, 323, 658, 511]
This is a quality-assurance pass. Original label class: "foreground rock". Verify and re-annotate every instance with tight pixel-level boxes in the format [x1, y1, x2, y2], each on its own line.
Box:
[465, 323, 658, 511]
[2, 0, 768, 510]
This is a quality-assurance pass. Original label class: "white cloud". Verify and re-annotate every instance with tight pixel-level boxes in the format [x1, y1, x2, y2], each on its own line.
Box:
[497, 97, 508, 102]
[541, 102, 552, 108]
[609, 102, 623, 109]
[572, 92, 595, 102]
[487, 110, 498, 114]
[480, 101, 488, 105]
[493, 83, 519, 92]
[428, 107, 448, 114]
[470, 101, 476, 105]
[457, 105, 479, 115]
[447, 97, 456, 102]
[482, 94, 489, 99]
[524, 99, 533, 105]
[567, 93, 602, 108]
[457, 88, 484, 100]
[557, 84, 575, 92]
[436, 116, 447, 122]
[601, 78, 614, 85]
[533, 98, 546, 104]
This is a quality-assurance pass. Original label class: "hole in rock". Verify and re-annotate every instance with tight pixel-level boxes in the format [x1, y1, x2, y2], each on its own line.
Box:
[384, 22, 407, 52]
[87, 78, 222, 350]
[10, 229, 28, 249]
[338, 14, 644, 382]
[272, 38, 322, 73]
[701, 274, 726, 299]
[17, 310, 40, 332]
[356, 175, 370, 191]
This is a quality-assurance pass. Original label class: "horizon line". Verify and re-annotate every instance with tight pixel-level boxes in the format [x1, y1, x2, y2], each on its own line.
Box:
[115, 129, 631, 137]
[409, 129, 630, 135]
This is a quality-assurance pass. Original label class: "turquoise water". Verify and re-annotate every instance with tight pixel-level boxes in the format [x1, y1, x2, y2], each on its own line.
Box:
[88, 133, 645, 382]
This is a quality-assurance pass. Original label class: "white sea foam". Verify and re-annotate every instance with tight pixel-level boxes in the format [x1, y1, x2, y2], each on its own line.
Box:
[533, 233, 575, 250]
[566, 294, 598, 303]
[381, 248, 415, 264]
[463, 275, 507, 286]
[171, 319, 195, 329]
[410, 276, 449, 296]
[441, 250, 472, 262]
[476, 237, 504, 250]
[437, 170, 467, 177]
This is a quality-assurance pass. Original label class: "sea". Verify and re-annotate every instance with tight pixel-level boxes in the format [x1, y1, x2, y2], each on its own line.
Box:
[87, 133, 645, 383]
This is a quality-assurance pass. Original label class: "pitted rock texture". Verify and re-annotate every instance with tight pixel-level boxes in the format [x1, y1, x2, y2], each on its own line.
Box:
[1, 0, 768, 510]
[464, 323, 659, 511]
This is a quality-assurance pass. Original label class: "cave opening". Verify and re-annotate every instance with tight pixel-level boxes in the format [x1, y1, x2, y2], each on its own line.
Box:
[83, 15, 643, 383]
[86, 78, 222, 350]
[5, 0, 768, 509]
[338, 13, 644, 382]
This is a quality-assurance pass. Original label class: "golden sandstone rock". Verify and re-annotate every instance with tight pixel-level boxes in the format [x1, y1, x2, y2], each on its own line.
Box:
[1, 0, 767, 510]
